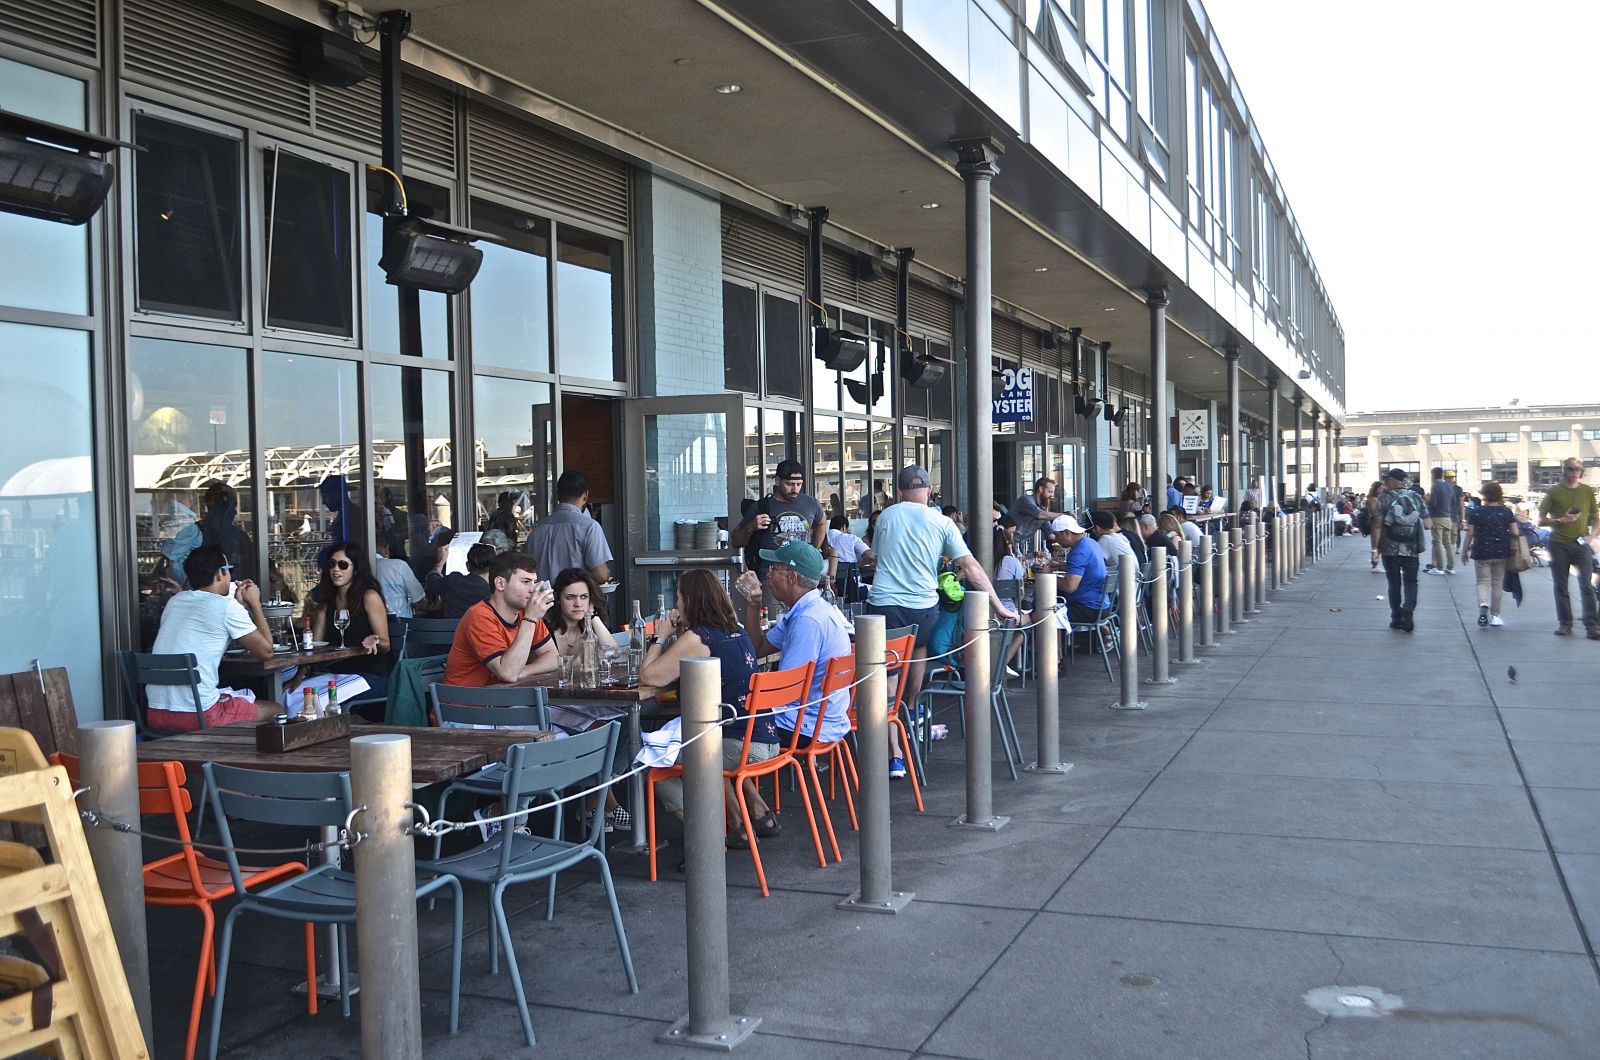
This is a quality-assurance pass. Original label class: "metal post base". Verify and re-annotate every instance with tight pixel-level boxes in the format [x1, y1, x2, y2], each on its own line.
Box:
[292, 972, 360, 1001]
[837, 890, 915, 914]
[658, 1014, 761, 1051]
[1023, 761, 1074, 776]
[950, 814, 1011, 831]
[1110, 700, 1148, 711]
[1144, 676, 1177, 685]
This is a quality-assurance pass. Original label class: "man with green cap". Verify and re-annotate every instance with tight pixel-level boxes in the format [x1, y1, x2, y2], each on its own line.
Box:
[734, 540, 853, 748]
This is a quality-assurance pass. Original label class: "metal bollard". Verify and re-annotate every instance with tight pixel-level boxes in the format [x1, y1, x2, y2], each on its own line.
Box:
[1025, 573, 1071, 775]
[1113, 555, 1147, 709]
[1240, 526, 1257, 616]
[1256, 520, 1268, 606]
[840, 616, 913, 912]
[1147, 546, 1174, 684]
[1197, 535, 1214, 648]
[79, 720, 153, 1053]
[1229, 528, 1246, 625]
[662, 658, 760, 1048]
[1177, 539, 1195, 663]
[952, 592, 1008, 830]
[1217, 530, 1233, 635]
[350, 734, 423, 1058]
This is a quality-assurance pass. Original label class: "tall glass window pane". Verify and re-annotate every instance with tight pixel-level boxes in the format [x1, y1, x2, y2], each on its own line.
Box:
[742, 407, 763, 506]
[134, 116, 242, 321]
[928, 340, 954, 422]
[556, 227, 624, 381]
[263, 149, 353, 335]
[871, 420, 895, 505]
[643, 410, 727, 552]
[763, 292, 803, 400]
[365, 175, 451, 357]
[843, 417, 871, 517]
[470, 200, 550, 373]
[724, 282, 758, 394]
[929, 428, 950, 503]
[839, 309, 869, 416]
[128, 337, 257, 610]
[813, 415, 842, 520]
[0, 324, 102, 718]
[905, 0, 970, 82]
[259, 352, 361, 607]
[0, 58, 88, 316]
[968, 6, 1022, 130]
[474, 375, 553, 536]
[371, 364, 454, 571]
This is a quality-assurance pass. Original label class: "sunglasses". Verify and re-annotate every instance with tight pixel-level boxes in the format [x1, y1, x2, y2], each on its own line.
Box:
[328, 559, 353, 571]
[219, 563, 233, 572]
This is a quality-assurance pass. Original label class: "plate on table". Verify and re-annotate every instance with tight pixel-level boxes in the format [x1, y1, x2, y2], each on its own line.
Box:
[310, 640, 330, 648]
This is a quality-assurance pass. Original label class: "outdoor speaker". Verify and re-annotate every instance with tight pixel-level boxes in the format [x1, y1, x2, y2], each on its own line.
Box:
[0, 112, 122, 226]
[382, 231, 483, 294]
[814, 326, 869, 372]
[844, 372, 884, 406]
[297, 31, 368, 87]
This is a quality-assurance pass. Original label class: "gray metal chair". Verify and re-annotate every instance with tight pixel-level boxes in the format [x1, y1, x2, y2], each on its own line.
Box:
[120, 651, 209, 736]
[418, 722, 637, 1048]
[912, 620, 1023, 780]
[992, 577, 1032, 685]
[1065, 588, 1121, 683]
[404, 616, 459, 658]
[426, 684, 553, 861]
[202, 763, 463, 1060]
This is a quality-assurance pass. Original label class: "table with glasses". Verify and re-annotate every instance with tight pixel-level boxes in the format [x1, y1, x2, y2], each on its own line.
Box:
[219, 644, 373, 703]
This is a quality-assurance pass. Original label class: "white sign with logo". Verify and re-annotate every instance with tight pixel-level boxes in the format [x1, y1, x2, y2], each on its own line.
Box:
[992, 366, 1034, 423]
[1178, 408, 1209, 450]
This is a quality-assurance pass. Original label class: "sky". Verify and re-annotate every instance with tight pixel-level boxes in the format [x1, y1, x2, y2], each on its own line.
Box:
[1200, 0, 1598, 415]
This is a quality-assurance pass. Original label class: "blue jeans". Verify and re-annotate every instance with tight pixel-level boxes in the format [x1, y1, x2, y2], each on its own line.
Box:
[1382, 554, 1419, 620]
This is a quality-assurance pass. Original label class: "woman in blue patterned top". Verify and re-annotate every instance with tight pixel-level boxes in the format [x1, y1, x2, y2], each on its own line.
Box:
[1460, 480, 1520, 628]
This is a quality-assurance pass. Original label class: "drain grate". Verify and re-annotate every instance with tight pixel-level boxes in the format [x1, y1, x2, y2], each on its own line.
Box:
[1303, 985, 1403, 1019]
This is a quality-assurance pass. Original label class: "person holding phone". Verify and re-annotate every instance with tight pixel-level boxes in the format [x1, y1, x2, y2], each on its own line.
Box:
[1538, 459, 1599, 639]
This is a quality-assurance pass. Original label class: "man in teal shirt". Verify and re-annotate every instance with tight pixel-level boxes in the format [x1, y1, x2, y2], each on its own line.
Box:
[1538, 458, 1599, 639]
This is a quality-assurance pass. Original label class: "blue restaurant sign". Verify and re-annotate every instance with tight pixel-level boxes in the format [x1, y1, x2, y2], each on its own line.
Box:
[992, 365, 1034, 423]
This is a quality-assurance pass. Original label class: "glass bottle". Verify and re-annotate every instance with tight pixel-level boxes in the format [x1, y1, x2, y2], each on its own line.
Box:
[578, 609, 599, 689]
[627, 599, 647, 684]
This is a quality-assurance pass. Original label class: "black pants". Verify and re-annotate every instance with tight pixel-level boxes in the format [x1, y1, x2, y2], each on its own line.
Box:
[1382, 554, 1419, 620]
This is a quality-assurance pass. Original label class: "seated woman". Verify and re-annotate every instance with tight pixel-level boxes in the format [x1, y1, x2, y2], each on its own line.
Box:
[548, 568, 620, 657]
[641, 569, 775, 844]
[1197, 485, 1216, 512]
[309, 541, 391, 720]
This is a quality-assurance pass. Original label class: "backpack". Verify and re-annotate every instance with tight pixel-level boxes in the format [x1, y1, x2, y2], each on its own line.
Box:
[1384, 490, 1423, 549]
[741, 496, 771, 571]
[1354, 507, 1372, 536]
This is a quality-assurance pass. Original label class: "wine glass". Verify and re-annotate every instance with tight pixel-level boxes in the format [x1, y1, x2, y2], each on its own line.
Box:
[333, 608, 351, 649]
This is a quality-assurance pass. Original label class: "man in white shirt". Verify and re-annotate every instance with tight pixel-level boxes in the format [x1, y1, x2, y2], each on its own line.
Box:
[826, 515, 874, 566]
[1090, 511, 1135, 564]
[374, 537, 425, 617]
[146, 546, 280, 731]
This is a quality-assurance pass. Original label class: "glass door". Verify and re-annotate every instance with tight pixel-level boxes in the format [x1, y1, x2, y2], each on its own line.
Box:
[622, 393, 747, 613]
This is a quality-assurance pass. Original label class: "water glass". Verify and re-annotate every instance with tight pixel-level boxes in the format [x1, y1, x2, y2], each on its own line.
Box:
[849, 601, 865, 620]
[557, 654, 575, 689]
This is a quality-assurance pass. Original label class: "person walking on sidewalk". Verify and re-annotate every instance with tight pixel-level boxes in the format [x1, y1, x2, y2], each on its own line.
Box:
[1426, 467, 1461, 575]
[1538, 458, 1600, 639]
[1371, 468, 1432, 632]
[1459, 481, 1519, 628]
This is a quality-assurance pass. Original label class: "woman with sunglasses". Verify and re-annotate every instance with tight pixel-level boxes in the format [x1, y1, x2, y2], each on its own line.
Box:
[311, 540, 392, 714]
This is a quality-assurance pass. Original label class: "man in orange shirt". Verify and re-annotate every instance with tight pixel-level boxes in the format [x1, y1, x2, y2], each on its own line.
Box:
[443, 552, 558, 686]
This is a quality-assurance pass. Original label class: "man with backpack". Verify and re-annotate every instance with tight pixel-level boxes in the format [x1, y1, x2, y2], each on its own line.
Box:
[731, 459, 828, 609]
[1371, 468, 1433, 632]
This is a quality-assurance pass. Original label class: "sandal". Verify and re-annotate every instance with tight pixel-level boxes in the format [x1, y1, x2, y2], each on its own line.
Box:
[752, 811, 782, 838]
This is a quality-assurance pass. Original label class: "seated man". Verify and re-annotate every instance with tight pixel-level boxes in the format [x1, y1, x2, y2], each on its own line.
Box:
[1091, 510, 1135, 565]
[426, 541, 496, 620]
[443, 553, 558, 687]
[1054, 516, 1110, 622]
[146, 545, 280, 731]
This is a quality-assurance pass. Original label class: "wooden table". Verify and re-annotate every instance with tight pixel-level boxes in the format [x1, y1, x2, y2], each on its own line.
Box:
[220, 645, 371, 702]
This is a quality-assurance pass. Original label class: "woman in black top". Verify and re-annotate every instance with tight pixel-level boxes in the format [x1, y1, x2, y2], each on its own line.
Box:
[1460, 481, 1520, 628]
[310, 541, 392, 711]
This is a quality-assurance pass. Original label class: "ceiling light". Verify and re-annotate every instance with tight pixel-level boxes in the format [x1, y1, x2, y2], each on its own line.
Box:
[673, 58, 691, 65]
[1033, 266, 1048, 272]
[1103, 306, 1117, 312]
[713, 83, 742, 94]
[920, 202, 940, 209]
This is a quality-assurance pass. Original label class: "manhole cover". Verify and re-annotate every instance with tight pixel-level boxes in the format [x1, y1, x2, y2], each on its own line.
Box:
[1119, 973, 1159, 988]
[1303, 985, 1403, 1019]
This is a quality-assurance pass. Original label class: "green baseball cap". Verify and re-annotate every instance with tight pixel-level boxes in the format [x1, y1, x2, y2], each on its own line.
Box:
[758, 540, 826, 583]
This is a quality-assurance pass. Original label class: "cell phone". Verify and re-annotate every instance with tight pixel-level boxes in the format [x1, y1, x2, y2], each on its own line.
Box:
[1571, 508, 1581, 516]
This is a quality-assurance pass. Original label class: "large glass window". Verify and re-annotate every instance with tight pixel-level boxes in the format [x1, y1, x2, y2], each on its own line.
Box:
[763, 292, 803, 401]
[134, 116, 243, 322]
[128, 336, 257, 605]
[842, 418, 871, 518]
[262, 148, 353, 336]
[556, 227, 624, 381]
[0, 58, 89, 316]
[365, 175, 450, 357]
[473, 376, 553, 535]
[470, 200, 551, 373]
[371, 364, 454, 569]
[724, 282, 758, 394]
[259, 352, 361, 608]
[813, 415, 843, 520]
[0, 324, 102, 717]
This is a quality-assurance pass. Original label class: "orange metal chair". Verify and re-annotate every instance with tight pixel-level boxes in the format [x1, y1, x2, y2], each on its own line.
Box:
[797, 653, 860, 862]
[846, 631, 924, 812]
[647, 662, 823, 895]
[54, 754, 314, 1060]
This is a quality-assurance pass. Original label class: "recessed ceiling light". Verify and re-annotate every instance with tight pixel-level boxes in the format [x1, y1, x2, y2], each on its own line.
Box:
[673, 58, 691, 65]
[713, 83, 742, 94]
[1103, 306, 1117, 312]
[921, 202, 940, 209]
[1033, 266, 1049, 272]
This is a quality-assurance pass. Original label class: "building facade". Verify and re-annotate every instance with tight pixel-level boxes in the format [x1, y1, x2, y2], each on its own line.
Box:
[0, 0, 1344, 720]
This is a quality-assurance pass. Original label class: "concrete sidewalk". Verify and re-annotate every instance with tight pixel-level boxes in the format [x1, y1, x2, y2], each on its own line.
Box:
[158, 534, 1600, 1058]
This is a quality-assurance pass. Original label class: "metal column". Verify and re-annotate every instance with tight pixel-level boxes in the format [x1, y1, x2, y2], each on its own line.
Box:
[1293, 393, 1304, 503]
[955, 139, 1002, 574]
[1225, 347, 1242, 509]
[1147, 546, 1174, 684]
[953, 592, 1007, 830]
[1177, 539, 1195, 663]
[1148, 288, 1169, 508]
[1197, 534, 1215, 648]
[839, 616, 913, 912]
[1112, 556, 1146, 709]
[1025, 573, 1070, 774]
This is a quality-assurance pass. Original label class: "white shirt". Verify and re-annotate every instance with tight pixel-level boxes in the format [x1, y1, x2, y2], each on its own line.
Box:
[1180, 520, 1203, 550]
[827, 528, 872, 563]
[1096, 531, 1135, 563]
[149, 590, 259, 712]
[375, 556, 426, 618]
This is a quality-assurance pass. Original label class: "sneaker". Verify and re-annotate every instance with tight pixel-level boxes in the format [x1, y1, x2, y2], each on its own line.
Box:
[604, 806, 631, 833]
[1588, 629, 1600, 641]
[1004, 666, 1021, 679]
[1555, 625, 1573, 637]
[1445, 568, 1456, 575]
[889, 757, 908, 779]
[1478, 605, 1490, 628]
[1490, 615, 1505, 627]
[1401, 611, 1415, 633]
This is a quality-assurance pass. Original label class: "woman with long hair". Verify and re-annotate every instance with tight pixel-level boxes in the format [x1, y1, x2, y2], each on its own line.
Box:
[310, 540, 391, 712]
[1460, 480, 1520, 628]
[547, 568, 619, 656]
[1119, 481, 1146, 518]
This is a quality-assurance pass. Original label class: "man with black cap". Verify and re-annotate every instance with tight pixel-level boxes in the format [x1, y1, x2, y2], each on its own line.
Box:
[1372, 467, 1433, 631]
[868, 465, 1017, 777]
[732, 459, 828, 606]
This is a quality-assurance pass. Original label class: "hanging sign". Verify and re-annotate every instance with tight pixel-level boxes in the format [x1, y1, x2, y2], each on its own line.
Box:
[992, 366, 1034, 423]
[1178, 408, 1209, 450]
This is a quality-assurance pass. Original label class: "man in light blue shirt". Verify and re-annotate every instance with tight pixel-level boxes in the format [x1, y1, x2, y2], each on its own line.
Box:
[735, 541, 852, 745]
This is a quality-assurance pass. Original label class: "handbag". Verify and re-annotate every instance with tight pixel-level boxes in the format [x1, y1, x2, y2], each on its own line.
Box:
[1507, 533, 1532, 574]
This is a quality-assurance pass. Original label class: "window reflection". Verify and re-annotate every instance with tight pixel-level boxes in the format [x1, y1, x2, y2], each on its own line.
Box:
[470, 201, 551, 373]
[259, 352, 361, 611]
[371, 364, 454, 573]
[743, 407, 763, 505]
[263, 149, 353, 336]
[0, 323, 102, 716]
[0, 58, 88, 316]
[128, 337, 257, 637]
[365, 177, 450, 356]
[557, 227, 624, 381]
[813, 416, 842, 520]
[135, 117, 242, 321]
[473, 375, 553, 538]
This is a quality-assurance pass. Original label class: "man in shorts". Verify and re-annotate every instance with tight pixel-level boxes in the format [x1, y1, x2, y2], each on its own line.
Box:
[146, 545, 281, 731]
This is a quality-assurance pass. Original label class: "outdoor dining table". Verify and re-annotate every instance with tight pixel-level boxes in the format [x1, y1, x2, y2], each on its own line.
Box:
[219, 643, 372, 703]
[137, 723, 539, 999]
